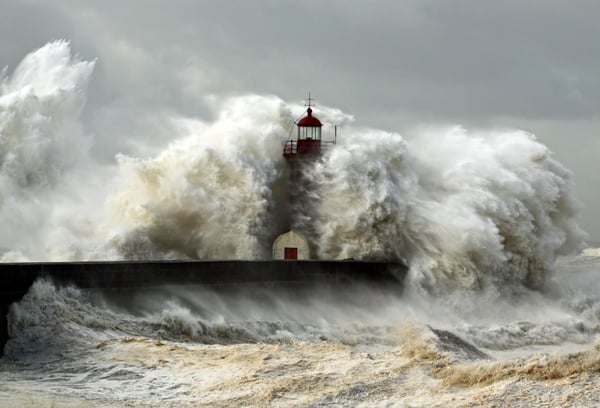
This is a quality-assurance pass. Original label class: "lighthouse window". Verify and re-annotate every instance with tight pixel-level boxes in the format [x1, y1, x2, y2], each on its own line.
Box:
[297, 127, 322, 140]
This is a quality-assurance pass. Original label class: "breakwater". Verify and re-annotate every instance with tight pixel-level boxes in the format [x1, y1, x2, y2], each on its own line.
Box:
[0, 260, 405, 354]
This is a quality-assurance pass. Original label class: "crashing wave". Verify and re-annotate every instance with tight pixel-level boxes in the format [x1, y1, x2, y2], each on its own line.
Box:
[0, 41, 586, 292]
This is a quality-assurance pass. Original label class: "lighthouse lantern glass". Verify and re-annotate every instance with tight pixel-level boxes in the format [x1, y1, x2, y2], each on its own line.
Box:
[298, 127, 321, 140]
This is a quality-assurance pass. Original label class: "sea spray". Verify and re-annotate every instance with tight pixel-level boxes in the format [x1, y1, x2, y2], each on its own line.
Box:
[107, 95, 291, 259]
[0, 41, 586, 293]
[0, 40, 99, 261]
[307, 126, 585, 292]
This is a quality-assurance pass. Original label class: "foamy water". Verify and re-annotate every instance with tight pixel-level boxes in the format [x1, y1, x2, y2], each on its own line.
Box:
[0, 42, 596, 406]
[2, 255, 600, 407]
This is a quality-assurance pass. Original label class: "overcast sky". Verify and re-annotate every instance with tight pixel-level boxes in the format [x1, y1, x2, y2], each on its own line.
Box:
[1, 0, 599, 240]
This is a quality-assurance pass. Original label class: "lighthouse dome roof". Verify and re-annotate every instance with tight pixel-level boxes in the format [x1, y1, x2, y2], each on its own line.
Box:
[296, 107, 323, 127]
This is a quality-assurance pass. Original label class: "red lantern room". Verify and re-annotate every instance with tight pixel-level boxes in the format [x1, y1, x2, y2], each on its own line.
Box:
[297, 107, 322, 139]
[283, 97, 326, 158]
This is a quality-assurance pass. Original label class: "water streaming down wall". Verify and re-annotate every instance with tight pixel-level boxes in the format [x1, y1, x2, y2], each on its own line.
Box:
[0, 40, 587, 292]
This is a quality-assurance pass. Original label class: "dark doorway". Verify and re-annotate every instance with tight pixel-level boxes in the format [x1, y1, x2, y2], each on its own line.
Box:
[284, 247, 298, 260]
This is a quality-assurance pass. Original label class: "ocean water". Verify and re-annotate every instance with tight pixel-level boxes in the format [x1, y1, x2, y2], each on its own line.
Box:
[0, 42, 595, 406]
[1, 254, 600, 407]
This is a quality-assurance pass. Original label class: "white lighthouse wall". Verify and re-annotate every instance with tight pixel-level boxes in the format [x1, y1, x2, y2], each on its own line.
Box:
[272, 230, 310, 260]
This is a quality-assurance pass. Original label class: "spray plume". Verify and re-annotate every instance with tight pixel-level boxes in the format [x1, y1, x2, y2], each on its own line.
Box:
[0, 41, 586, 293]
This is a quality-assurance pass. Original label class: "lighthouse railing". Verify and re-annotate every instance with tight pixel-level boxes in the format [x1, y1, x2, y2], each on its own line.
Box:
[283, 139, 336, 157]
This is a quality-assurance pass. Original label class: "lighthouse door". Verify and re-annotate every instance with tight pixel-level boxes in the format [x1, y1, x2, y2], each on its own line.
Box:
[284, 247, 298, 260]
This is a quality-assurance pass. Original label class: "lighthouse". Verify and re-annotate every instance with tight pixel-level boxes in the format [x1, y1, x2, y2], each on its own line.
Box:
[272, 96, 334, 260]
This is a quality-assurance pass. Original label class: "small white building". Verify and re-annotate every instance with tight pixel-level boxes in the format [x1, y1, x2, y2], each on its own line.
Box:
[272, 230, 310, 260]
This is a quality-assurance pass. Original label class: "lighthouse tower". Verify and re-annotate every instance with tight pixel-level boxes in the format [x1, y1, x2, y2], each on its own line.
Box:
[272, 96, 334, 260]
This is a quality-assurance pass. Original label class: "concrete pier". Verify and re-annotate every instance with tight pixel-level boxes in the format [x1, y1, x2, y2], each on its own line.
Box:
[0, 260, 405, 355]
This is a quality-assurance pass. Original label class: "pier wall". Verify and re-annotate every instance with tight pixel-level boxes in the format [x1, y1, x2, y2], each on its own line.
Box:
[0, 260, 405, 355]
